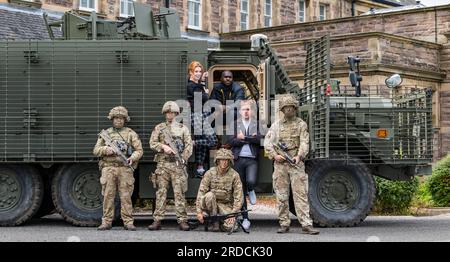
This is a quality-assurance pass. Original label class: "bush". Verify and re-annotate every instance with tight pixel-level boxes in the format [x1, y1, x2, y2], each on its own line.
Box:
[411, 177, 434, 208]
[427, 155, 450, 206]
[374, 176, 419, 215]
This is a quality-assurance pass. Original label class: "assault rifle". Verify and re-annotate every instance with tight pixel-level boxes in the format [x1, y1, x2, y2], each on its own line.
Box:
[190, 210, 251, 235]
[160, 127, 189, 192]
[99, 129, 134, 171]
[273, 142, 302, 168]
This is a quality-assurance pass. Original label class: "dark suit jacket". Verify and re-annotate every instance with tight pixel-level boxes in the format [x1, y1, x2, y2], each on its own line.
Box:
[227, 119, 262, 161]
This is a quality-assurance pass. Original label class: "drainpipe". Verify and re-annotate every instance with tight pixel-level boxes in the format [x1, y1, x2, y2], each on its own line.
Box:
[351, 0, 356, 16]
[435, 7, 438, 43]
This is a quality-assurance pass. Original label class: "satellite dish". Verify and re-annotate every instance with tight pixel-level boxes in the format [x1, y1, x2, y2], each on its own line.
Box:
[385, 74, 402, 88]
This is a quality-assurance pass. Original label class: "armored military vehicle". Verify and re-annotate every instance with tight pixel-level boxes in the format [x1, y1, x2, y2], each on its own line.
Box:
[0, 3, 432, 227]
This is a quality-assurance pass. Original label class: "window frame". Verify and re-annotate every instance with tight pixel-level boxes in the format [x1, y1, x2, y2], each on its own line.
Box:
[79, 0, 97, 12]
[319, 4, 327, 21]
[240, 0, 249, 30]
[120, 0, 135, 18]
[264, 0, 272, 27]
[298, 0, 305, 22]
[188, 0, 202, 30]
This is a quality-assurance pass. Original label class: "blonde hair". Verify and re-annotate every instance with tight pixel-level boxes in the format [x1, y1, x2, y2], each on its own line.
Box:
[188, 61, 204, 77]
[240, 99, 256, 110]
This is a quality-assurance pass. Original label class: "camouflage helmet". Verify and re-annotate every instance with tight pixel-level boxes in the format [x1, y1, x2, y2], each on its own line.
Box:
[279, 94, 299, 111]
[214, 148, 234, 166]
[162, 101, 180, 114]
[107, 106, 130, 122]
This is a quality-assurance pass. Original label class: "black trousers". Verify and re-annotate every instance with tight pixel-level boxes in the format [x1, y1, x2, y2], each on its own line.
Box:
[234, 157, 258, 219]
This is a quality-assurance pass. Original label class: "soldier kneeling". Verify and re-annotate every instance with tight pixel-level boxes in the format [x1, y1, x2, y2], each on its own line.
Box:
[195, 148, 243, 232]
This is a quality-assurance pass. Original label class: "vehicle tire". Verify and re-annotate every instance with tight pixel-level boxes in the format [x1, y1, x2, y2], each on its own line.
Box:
[289, 158, 375, 227]
[52, 164, 118, 227]
[33, 173, 55, 218]
[0, 165, 44, 226]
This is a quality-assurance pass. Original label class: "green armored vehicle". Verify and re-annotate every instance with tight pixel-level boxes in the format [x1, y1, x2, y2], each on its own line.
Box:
[0, 3, 432, 227]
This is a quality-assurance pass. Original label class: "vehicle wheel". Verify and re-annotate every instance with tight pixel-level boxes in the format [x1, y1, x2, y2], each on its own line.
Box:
[52, 164, 117, 227]
[289, 158, 375, 227]
[0, 165, 43, 226]
[33, 173, 55, 218]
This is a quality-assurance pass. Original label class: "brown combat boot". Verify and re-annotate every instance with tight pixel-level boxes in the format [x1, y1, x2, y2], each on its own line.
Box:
[179, 221, 190, 231]
[124, 224, 137, 231]
[301, 226, 320, 235]
[148, 220, 161, 231]
[97, 223, 112, 231]
[277, 226, 290, 234]
[211, 222, 220, 232]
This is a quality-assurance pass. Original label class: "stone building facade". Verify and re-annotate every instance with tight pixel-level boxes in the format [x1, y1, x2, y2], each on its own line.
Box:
[0, 0, 414, 40]
[222, 4, 450, 159]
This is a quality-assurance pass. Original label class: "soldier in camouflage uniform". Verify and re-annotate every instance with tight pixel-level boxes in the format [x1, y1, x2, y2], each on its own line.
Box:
[94, 106, 143, 231]
[148, 101, 193, 231]
[264, 94, 319, 235]
[195, 148, 243, 232]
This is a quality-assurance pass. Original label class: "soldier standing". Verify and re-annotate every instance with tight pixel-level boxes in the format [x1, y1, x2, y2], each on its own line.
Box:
[94, 106, 143, 231]
[148, 101, 193, 231]
[195, 148, 243, 232]
[264, 94, 319, 235]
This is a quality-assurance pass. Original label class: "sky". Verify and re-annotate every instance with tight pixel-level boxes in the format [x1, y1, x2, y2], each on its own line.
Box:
[419, 0, 450, 6]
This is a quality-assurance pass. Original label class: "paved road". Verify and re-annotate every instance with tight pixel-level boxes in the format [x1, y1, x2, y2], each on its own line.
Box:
[1, 213, 449, 242]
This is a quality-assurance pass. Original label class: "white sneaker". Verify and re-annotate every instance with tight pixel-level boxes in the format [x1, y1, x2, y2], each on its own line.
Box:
[196, 168, 205, 176]
[248, 190, 257, 205]
[242, 219, 251, 231]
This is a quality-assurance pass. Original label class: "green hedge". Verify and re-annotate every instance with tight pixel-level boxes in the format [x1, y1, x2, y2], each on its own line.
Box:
[427, 155, 450, 207]
[374, 176, 419, 214]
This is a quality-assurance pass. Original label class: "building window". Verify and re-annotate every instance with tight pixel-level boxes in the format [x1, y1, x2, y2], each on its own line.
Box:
[264, 0, 272, 27]
[79, 0, 96, 11]
[240, 0, 249, 30]
[188, 0, 202, 29]
[319, 4, 326, 21]
[298, 0, 305, 22]
[120, 0, 135, 17]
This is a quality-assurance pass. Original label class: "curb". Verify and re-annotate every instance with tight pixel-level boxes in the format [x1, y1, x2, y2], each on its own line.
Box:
[412, 207, 450, 216]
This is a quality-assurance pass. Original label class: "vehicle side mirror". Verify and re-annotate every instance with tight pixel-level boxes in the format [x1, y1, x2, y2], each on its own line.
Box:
[385, 74, 402, 88]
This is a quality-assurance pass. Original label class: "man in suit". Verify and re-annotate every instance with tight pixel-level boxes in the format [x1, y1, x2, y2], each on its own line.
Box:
[227, 100, 262, 231]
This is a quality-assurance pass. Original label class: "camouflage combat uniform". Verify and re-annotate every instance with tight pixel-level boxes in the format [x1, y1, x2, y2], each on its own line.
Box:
[196, 148, 243, 231]
[93, 106, 143, 229]
[149, 101, 193, 229]
[264, 95, 318, 234]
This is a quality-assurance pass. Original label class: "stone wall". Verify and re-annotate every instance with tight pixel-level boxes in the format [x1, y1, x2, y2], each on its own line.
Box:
[269, 33, 441, 79]
[44, 0, 72, 8]
[222, 5, 450, 159]
[26, 0, 402, 35]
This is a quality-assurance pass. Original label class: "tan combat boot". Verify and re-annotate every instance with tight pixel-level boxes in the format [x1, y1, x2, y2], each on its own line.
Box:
[211, 221, 220, 232]
[179, 221, 190, 231]
[97, 223, 112, 231]
[277, 226, 290, 234]
[301, 226, 320, 235]
[124, 224, 137, 231]
[148, 220, 161, 231]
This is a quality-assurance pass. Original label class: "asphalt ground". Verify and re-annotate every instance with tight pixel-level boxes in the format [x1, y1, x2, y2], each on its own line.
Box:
[1, 212, 449, 242]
